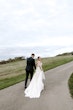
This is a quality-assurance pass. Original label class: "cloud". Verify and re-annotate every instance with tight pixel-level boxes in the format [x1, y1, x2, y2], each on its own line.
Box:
[0, 0, 73, 59]
[0, 0, 71, 32]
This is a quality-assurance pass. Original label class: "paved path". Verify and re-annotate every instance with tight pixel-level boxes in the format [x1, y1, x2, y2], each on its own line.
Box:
[0, 61, 73, 110]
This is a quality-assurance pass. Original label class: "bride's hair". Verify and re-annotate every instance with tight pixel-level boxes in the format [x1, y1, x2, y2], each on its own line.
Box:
[37, 56, 40, 59]
[37, 56, 41, 61]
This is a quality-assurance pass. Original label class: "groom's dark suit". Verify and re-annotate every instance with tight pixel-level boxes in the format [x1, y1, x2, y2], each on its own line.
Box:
[25, 57, 36, 88]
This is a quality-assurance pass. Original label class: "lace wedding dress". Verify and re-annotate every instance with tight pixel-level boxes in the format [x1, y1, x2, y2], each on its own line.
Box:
[24, 61, 45, 98]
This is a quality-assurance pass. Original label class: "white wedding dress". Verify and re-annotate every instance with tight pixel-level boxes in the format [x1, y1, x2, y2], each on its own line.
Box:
[24, 61, 45, 98]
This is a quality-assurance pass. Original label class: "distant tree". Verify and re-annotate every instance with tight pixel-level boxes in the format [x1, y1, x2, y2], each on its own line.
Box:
[14, 56, 25, 60]
[56, 52, 73, 56]
[0, 56, 25, 65]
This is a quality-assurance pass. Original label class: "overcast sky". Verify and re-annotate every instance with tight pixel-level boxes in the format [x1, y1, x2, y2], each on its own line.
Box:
[0, 0, 73, 59]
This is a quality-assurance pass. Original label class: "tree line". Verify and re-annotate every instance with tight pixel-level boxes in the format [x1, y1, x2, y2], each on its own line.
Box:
[0, 56, 25, 64]
[57, 52, 73, 56]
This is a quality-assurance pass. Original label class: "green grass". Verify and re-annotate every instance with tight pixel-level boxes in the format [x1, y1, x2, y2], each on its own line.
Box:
[42, 56, 73, 71]
[0, 74, 25, 89]
[68, 73, 73, 98]
[0, 55, 73, 90]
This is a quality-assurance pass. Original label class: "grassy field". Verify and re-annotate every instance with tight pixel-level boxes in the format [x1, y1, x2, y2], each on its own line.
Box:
[68, 73, 73, 98]
[0, 55, 73, 90]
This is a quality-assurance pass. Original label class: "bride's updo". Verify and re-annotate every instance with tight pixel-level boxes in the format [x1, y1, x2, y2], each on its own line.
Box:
[37, 56, 41, 61]
[38, 56, 40, 59]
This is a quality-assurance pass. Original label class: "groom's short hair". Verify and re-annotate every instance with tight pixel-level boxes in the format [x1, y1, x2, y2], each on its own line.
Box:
[31, 53, 35, 56]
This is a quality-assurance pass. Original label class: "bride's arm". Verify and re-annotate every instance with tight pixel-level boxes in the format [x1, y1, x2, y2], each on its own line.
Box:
[40, 65, 43, 71]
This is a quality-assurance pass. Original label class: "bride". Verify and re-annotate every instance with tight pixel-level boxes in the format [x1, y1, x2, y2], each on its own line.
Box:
[24, 56, 45, 98]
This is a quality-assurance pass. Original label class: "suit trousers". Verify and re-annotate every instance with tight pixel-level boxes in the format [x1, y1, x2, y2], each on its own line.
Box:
[25, 70, 33, 88]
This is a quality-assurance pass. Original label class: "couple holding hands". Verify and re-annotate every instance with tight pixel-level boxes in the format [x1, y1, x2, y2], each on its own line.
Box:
[24, 53, 45, 98]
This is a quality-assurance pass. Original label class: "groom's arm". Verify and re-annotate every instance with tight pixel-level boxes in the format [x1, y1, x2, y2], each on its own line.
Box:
[33, 59, 36, 69]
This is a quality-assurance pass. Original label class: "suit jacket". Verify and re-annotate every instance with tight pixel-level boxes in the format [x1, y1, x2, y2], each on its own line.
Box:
[26, 57, 36, 72]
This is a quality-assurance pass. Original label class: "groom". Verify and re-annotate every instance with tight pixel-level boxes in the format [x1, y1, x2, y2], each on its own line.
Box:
[25, 53, 36, 89]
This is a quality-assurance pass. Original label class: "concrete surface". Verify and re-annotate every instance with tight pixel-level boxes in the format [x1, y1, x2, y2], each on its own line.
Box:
[0, 61, 73, 110]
